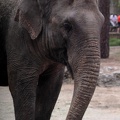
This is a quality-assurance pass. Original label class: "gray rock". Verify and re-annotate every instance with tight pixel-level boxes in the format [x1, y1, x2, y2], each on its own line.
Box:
[98, 74, 115, 87]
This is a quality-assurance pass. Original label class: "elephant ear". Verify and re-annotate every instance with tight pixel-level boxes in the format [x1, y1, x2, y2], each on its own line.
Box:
[14, 0, 42, 40]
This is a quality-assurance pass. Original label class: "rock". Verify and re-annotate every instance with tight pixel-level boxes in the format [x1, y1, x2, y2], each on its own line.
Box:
[97, 66, 120, 87]
[98, 74, 115, 87]
[64, 70, 71, 79]
[113, 72, 120, 80]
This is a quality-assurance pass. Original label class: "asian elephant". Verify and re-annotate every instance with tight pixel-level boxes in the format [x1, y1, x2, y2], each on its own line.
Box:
[1, 0, 104, 120]
[0, 0, 13, 85]
[0, 0, 17, 85]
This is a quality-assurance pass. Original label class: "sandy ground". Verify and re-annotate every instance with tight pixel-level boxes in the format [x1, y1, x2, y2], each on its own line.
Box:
[0, 46, 120, 120]
[52, 85, 120, 120]
[0, 85, 120, 120]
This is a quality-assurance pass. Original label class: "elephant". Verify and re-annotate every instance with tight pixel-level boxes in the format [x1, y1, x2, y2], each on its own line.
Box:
[0, 0, 17, 85]
[0, 0, 104, 120]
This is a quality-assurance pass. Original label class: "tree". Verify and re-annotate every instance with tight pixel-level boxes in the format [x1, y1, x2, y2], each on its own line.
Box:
[99, 0, 110, 58]
[111, 0, 120, 14]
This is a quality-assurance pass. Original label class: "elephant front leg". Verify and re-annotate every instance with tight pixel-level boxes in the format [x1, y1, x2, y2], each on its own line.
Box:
[35, 64, 64, 120]
[8, 68, 39, 120]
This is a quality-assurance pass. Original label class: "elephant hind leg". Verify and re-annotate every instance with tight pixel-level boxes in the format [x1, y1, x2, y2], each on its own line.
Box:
[35, 64, 64, 120]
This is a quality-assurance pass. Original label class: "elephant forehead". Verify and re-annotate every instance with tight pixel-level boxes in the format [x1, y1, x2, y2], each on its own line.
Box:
[50, 0, 99, 24]
[52, 0, 98, 13]
[78, 0, 97, 4]
[61, 10, 76, 20]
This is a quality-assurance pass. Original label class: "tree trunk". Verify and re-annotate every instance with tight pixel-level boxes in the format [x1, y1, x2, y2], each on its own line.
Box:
[99, 0, 110, 58]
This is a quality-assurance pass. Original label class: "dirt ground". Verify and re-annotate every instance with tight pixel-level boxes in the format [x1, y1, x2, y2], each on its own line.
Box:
[0, 46, 120, 120]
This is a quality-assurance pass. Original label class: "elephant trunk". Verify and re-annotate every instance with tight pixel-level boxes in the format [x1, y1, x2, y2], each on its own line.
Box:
[66, 39, 100, 120]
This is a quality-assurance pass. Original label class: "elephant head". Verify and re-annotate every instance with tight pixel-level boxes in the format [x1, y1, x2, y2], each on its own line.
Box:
[14, 0, 104, 119]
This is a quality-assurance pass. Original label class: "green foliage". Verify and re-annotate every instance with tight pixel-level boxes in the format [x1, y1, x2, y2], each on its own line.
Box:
[118, 0, 120, 7]
[109, 38, 120, 46]
[113, 0, 120, 7]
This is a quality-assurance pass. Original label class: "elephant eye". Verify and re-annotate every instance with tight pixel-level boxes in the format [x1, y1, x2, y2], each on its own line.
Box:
[63, 21, 72, 33]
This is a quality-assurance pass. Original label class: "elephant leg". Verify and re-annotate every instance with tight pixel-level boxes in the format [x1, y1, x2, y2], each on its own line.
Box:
[8, 68, 39, 120]
[35, 64, 64, 120]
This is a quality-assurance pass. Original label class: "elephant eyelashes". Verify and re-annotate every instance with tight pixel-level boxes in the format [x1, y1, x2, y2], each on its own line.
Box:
[63, 21, 72, 33]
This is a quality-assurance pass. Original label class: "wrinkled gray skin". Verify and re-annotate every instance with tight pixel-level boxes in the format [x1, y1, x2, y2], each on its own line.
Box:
[0, 0, 17, 85]
[4, 0, 104, 120]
